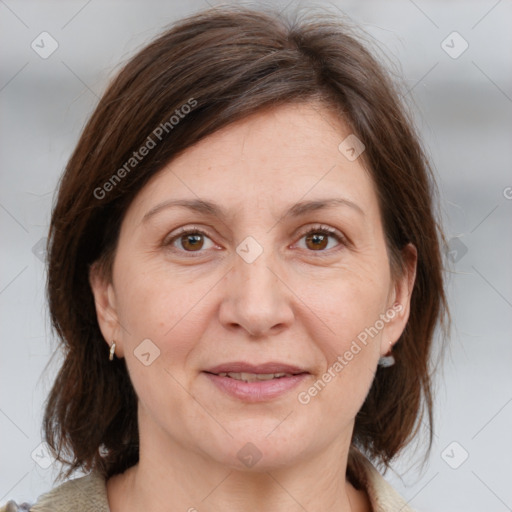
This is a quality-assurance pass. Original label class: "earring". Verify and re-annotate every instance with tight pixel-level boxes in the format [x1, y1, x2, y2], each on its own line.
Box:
[109, 341, 116, 361]
[378, 341, 395, 368]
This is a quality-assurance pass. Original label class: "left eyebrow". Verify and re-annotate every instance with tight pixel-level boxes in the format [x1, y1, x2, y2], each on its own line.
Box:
[141, 197, 365, 225]
[286, 198, 365, 218]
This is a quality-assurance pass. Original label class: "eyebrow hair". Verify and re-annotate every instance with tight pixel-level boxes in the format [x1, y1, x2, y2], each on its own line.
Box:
[141, 197, 365, 224]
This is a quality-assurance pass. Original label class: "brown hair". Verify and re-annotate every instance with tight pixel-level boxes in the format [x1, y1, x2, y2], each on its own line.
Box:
[44, 4, 448, 480]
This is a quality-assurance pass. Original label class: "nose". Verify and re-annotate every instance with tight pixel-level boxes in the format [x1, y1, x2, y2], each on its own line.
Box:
[218, 249, 295, 338]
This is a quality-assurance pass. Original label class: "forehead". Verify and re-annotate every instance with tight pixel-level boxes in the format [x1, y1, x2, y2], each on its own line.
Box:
[125, 102, 380, 224]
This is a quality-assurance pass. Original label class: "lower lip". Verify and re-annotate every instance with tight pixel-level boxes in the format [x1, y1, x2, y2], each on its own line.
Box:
[203, 372, 309, 402]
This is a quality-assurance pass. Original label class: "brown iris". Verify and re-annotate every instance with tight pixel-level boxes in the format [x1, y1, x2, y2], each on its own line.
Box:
[305, 232, 328, 250]
[181, 233, 204, 251]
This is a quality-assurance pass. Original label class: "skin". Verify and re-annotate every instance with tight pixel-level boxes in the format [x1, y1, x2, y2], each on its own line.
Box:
[90, 101, 417, 512]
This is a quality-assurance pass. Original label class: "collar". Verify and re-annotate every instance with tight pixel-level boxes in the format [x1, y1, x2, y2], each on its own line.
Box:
[27, 451, 414, 512]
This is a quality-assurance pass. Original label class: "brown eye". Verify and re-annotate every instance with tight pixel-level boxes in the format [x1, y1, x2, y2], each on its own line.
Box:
[296, 226, 345, 253]
[167, 228, 216, 253]
[180, 233, 204, 251]
[305, 232, 329, 251]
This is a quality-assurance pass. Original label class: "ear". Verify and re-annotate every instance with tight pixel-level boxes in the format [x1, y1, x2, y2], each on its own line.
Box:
[380, 243, 417, 356]
[89, 261, 125, 358]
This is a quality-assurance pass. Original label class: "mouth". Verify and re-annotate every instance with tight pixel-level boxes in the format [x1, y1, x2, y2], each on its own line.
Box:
[213, 371, 300, 382]
[202, 362, 310, 402]
[205, 362, 308, 375]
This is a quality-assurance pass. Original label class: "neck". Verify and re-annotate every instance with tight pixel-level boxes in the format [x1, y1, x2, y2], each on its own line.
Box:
[107, 413, 366, 512]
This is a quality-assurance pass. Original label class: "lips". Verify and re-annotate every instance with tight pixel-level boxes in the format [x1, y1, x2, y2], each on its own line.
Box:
[216, 372, 293, 382]
[203, 362, 310, 402]
[205, 362, 308, 375]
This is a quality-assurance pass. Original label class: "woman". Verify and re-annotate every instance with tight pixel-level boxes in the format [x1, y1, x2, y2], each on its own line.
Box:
[2, 5, 448, 511]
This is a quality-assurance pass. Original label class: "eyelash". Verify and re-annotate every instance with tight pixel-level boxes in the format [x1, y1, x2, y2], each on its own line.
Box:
[164, 224, 347, 257]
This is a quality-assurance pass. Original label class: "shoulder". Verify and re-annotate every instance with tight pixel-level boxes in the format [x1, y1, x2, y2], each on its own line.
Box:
[347, 448, 416, 512]
[1, 472, 109, 512]
[0, 502, 32, 512]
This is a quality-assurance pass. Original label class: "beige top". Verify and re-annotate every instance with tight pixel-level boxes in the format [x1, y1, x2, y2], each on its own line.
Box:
[1, 451, 415, 512]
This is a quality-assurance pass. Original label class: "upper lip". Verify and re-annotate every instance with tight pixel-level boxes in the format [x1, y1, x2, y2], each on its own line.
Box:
[204, 362, 309, 375]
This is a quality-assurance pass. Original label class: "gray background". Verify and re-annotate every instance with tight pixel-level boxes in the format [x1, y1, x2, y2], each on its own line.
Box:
[1, 0, 511, 510]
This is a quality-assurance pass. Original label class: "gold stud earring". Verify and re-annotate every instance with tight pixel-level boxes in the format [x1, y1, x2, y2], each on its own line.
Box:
[109, 341, 116, 361]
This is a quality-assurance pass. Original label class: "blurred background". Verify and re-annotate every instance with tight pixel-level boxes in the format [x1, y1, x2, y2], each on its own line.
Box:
[1, 1, 511, 510]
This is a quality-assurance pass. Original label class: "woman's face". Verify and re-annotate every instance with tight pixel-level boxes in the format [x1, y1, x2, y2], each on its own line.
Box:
[91, 102, 415, 470]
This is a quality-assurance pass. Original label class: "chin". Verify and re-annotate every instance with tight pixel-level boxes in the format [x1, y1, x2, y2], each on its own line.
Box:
[203, 425, 315, 472]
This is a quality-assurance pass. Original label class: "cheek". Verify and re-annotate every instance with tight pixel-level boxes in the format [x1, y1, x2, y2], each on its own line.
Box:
[305, 263, 391, 349]
[113, 257, 208, 361]
[297, 282, 385, 428]
[297, 263, 390, 408]
[113, 265, 212, 424]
